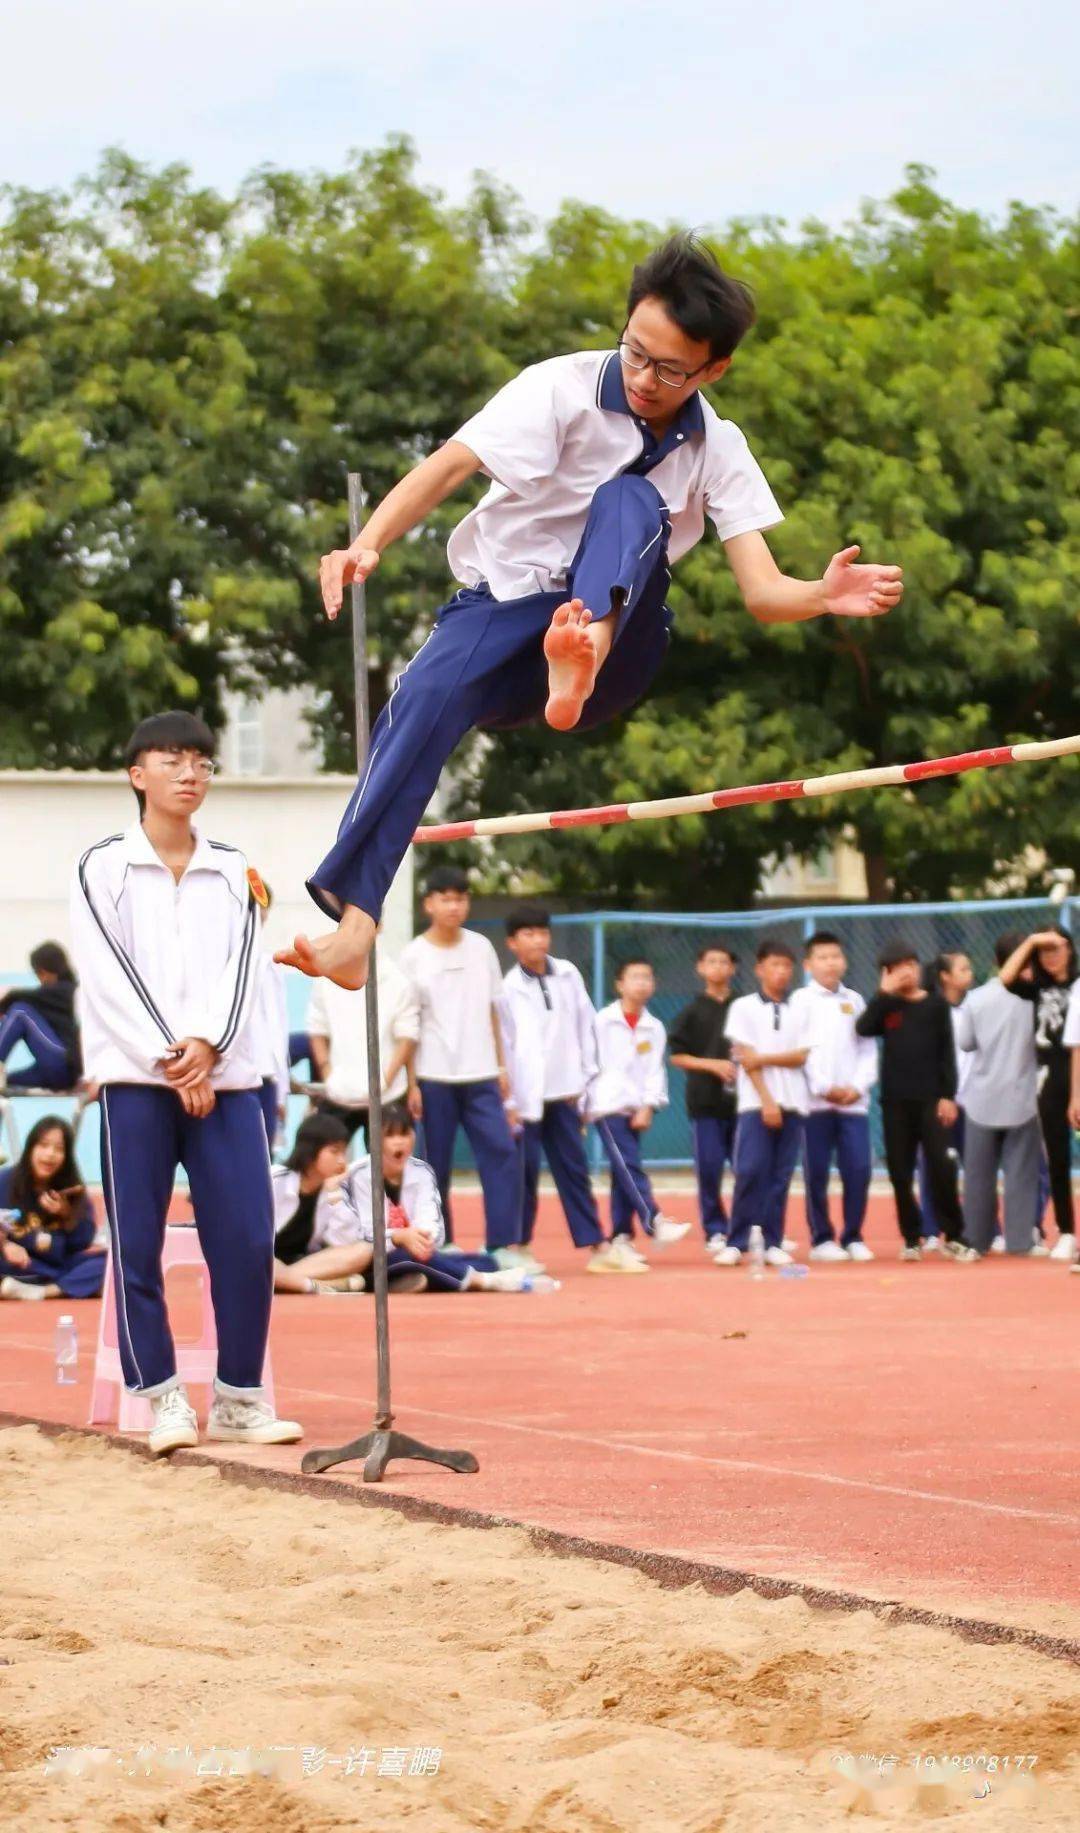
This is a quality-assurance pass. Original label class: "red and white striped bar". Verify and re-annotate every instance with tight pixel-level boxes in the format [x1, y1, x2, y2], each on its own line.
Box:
[413, 734, 1080, 845]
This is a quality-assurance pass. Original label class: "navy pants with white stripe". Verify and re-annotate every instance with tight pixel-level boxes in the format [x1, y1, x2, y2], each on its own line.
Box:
[802, 1110, 872, 1246]
[418, 1077, 521, 1250]
[727, 1110, 804, 1252]
[691, 1115, 738, 1240]
[596, 1113, 659, 1238]
[99, 1084, 274, 1396]
[308, 475, 672, 923]
[0, 1002, 70, 1089]
[520, 1100, 604, 1250]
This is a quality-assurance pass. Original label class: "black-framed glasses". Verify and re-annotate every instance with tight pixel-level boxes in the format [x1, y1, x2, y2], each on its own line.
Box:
[618, 329, 712, 390]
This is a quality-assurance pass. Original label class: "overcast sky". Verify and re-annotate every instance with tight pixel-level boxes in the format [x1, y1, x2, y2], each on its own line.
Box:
[3, 0, 1076, 230]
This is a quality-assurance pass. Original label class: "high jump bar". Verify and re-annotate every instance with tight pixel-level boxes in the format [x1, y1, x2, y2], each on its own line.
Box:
[414, 734, 1080, 844]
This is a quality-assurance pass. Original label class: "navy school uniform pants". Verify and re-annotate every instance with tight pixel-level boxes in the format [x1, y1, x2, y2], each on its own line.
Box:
[307, 475, 672, 923]
[0, 1002, 70, 1089]
[595, 1113, 660, 1238]
[691, 1115, 738, 1240]
[380, 1244, 498, 1292]
[519, 1100, 604, 1250]
[99, 1084, 274, 1396]
[258, 1077, 279, 1151]
[417, 1078, 521, 1250]
[802, 1109, 872, 1246]
[727, 1110, 804, 1252]
[7, 1247, 106, 1298]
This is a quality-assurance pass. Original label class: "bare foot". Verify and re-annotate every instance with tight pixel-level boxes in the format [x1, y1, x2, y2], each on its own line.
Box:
[275, 907, 375, 990]
[543, 599, 600, 731]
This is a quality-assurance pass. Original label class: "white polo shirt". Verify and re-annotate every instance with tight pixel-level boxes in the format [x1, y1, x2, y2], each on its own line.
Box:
[500, 956, 600, 1122]
[400, 929, 503, 1083]
[790, 979, 877, 1116]
[306, 953, 419, 1106]
[448, 350, 783, 601]
[726, 992, 810, 1116]
[1064, 980, 1080, 1049]
[589, 1002, 668, 1120]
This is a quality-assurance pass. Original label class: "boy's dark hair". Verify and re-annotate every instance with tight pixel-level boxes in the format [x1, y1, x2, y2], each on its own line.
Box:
[697, 941, 736, 965]
[381, 1101, 415, 1138]
[284, 1112, 350, 1174]
[755, 938, 795, 964]
[505, 903, 551, 937]
[424, 866, 469, 897]
[614, 957, 653, 980]
[804, 930, 843, 956]
[29, 941, 76, 983]
[994, 930, 1028, 967]
[925, 949, 967, 991]
[10, 1115, 83, 1212]
[627, 233, 756, 361]
[124, 710, 215, 817]
[878, 940, 920, 971]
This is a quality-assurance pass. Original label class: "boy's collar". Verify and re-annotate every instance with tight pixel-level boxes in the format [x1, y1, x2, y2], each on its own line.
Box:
[598, 351, 706, 439]
[123, 821, 218, 875]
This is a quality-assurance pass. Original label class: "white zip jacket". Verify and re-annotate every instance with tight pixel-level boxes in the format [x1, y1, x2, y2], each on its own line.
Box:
[271, 1165, 361, 1251]
[790, 980, 878, 1116]
[71, 822, 261, 1089]
[589, 1002, 668, 1120]
[499, 957, 600, 1123]
[342, 1154, 446, 1246]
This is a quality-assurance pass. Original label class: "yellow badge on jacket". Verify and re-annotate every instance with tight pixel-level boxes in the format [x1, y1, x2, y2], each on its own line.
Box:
[636, 1039, 652, 1055]
[247, 866, 270, 909]
[841, 1002, 854, 1015]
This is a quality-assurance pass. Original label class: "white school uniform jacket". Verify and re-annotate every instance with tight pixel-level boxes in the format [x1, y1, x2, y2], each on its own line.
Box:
[589, 1003, 668, 1121]
[271, 1166, 360, 1251]
[500, 957, 599, 1123]
[342, 1154, 446, 1247]
[306, 953, 419, 1107]
[400, 929, 503, 1083]
[725, 992, 810, 1116]
[71, 822, 260, 1089]
[251, 951, 291, 1110]
[790, 980, 877, 1116]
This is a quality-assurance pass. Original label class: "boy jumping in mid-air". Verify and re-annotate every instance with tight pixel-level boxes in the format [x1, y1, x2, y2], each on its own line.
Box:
[280, 235, 903, 992]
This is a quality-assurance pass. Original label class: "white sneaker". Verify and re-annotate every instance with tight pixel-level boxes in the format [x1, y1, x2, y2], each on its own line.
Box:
[704, 1235, 728, 1258]
[1049, 1234, 1077, 1263]
[845, 1241, 874, 1262]
[491, 1246, 547, 1274]
[809, 1241, 849, 1263]
[482, 1267, 529, 1292]
[586, 1240, 648, 1275]
[763, 1246, 792, 1268]
[650, 1213, 691, 1247]
[712, 1245, 742, 1266]
[609, 1236, 651, 1272]
[148, 1384, 199, 1457]
[0, 1276, 48, 1301]
[206, 1391, 303, 1444]
[988, 1235, 1006, 1255]
[899, 1245, 922, 1262]
[921, 1235, 942, 1253]
[781, 1237, 797, 1255]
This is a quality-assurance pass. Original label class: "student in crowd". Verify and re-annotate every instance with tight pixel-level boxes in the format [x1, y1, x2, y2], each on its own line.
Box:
[306, 931, 419, 1147]
[668, 943, 739, 1255]
[999, 926, 1078, 1261]
[0, 1115, 105, 1301]
[70, 709, 301, 1456]
[714, 940, 809, 1268]
[954, 934, 1042, 1256]
[400, 867, 522, 1262]
[917, 950, 975, 1250]
[856, 940, 970, 1261]
[343, 1104, 534, 1293]
[249, 881, 291, 1153]
[791, 931, 877, 1262]
[0, 942, 82, 1092]
[500, 905, 607, 1274]
[591, 958, 690, 1268]
[1065, 985, 1080, 1275]
[271, 1112, 375, 1293]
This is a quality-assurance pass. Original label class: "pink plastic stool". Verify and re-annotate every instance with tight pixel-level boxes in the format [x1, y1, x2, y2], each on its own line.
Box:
[89, 1225, 274, 1432]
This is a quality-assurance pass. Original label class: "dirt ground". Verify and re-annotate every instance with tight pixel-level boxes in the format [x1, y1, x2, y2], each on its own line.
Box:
[1, 1424, 1077, 1833]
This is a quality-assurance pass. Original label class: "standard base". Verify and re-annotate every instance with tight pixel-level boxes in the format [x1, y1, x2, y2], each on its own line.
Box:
[301, 1428, 479, 1484]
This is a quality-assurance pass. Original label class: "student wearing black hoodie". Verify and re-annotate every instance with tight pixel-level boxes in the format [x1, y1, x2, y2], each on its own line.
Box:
[0, 943, 82, 1091]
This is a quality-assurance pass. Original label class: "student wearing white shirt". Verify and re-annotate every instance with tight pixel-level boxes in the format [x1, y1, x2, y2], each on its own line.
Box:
[500, 906, 608, 1267]
[590, 959, 690, 1269]
[1065, 984, 1080, 1275]
[714, 940, 810, 1268]
[279, 237, 903, 993]
[248, 885, 291, 1152]
[790, 932, 878, 1262]
[306, 942, 419, 1145]
[71, 712, 301, 1456]
[400, 868, 522, 1261]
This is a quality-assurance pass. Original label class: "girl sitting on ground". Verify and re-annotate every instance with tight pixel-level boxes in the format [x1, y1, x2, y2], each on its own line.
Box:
[0, 1115, 105, 1301]
[0, 942, 82, 1092]
[272, 1112, 376, 1294]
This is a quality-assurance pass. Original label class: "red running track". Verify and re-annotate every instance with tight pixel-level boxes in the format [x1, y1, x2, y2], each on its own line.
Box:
[2, 1190, 1077, 1634]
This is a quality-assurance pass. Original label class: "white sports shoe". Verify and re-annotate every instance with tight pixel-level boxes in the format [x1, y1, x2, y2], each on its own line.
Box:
[206, 1392, 303, 1444]
[809, 1241, 849, 1263]
[1049, 1234, 1077, 1263]
[781, 1237, 798, 1255]
[491, 1246, 547, 1274]
[586, 1240, 648, 1275]
[148, 1384, 199, 1457]
[609, 1236, 650, 1272]
[921, 1236, 943, 1253]
[988, 1235, 1006, 1255]
[845, 1241, 875, 1262]
[712, 1245, 742, 1267]
[650, 1213, 691, 1247]
[482, 1267, 530, 1292]
[763, 1246, 792, 1268]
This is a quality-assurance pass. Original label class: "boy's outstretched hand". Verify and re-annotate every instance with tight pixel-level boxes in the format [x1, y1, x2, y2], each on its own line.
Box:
[823, 546, 903, 619]
[319, 546, 381, 621]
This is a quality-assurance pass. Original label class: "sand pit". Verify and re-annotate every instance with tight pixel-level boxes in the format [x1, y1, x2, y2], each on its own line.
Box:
[1, 1424, 1077, 1832]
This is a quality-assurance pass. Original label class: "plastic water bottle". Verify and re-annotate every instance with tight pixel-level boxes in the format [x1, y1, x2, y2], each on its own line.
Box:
[748, 1226, 766, 1280]
[521, 1274, 561, 1294]
[54, 1314, 78, 1385]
